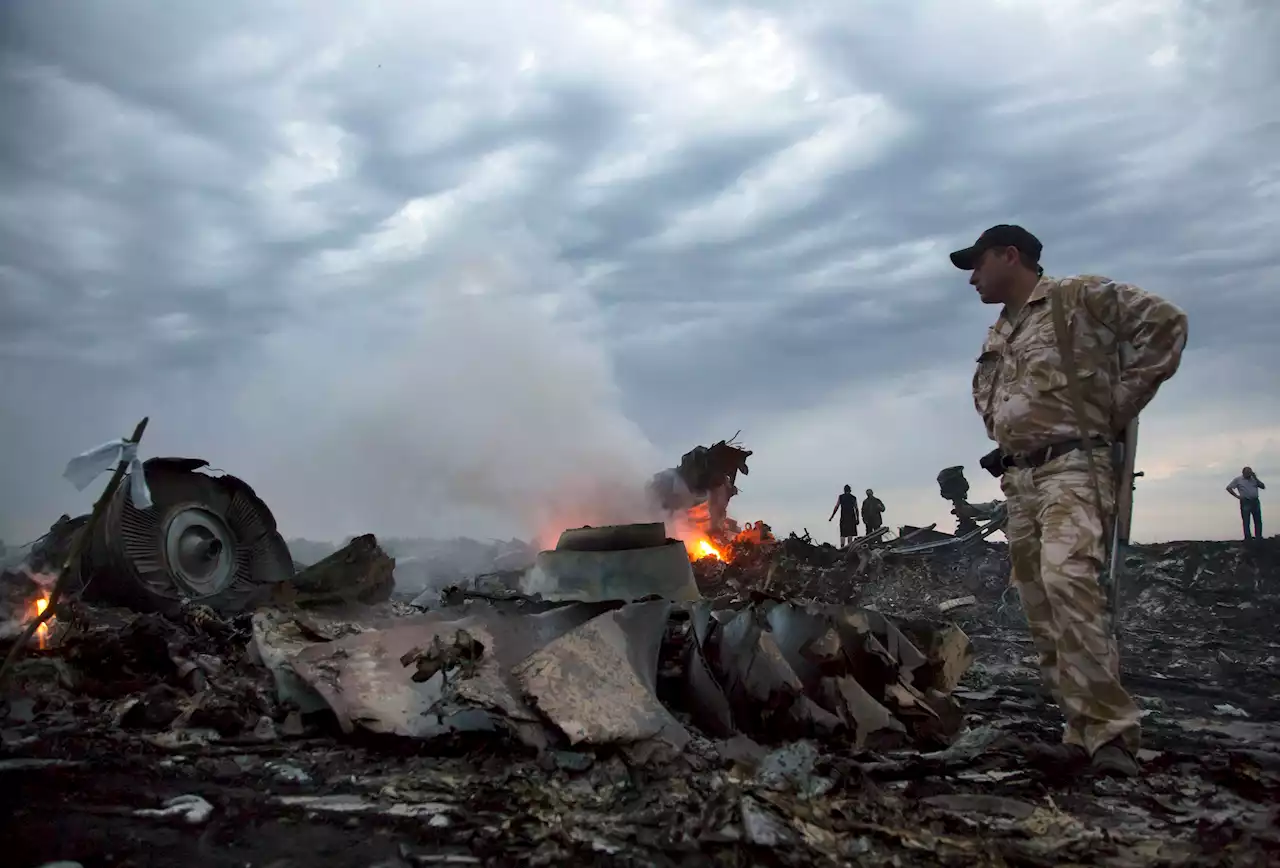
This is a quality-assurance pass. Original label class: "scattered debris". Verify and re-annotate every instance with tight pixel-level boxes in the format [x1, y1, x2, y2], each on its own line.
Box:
[274, 533, 395, 608]
[134, 794, 214, 825]
[3, 484, 1279, 866]
[1216, 703, 1251, 718]
[28, 456, 295, 616]
[401, 628, 486, 682]
[522, 523, 700, 602]
[648, 437, 753, 540]
[938, 594, 977, 612]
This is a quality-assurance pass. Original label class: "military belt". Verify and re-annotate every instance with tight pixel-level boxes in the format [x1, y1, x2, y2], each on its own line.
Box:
[1001, 438, 1110, 471]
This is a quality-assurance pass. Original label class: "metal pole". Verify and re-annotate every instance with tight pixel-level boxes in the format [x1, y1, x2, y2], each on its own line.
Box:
[1106, 417, 1140, 642]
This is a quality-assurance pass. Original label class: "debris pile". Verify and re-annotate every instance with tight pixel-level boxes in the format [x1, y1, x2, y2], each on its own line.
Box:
[649, 436, 757, 558]
[247, 594, 970, 756]
[693, 531, 1280, 637]
[291, 535, 538, 601]
[521, 522, 701, 603]
[3, 438, 1279, 868]
[22, 456, 295, 616]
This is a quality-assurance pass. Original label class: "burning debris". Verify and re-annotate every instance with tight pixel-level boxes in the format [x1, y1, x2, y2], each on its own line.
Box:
[0, 570, 54, 650]
[649, 436, 756, 555]
[5, 526, 1278, 865]
[2, 433, 1279, 866]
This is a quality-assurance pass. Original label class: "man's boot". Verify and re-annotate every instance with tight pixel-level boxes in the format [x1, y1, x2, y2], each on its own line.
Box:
[1023, 741, 1089, 774]
[1090, 738, 1139, 778]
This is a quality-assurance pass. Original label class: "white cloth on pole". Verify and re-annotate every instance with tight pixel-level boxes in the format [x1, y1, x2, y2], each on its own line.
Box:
[63, 439, 153, 509]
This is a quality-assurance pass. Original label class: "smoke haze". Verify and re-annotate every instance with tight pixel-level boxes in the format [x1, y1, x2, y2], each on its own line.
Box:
[218, 234, 666, 546]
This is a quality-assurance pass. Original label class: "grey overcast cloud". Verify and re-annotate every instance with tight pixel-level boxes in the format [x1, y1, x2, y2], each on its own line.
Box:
[1, 1, 1278, 548]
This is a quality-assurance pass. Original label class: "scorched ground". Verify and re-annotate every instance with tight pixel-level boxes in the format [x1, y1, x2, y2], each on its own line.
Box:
[2, 535, 1278, 867]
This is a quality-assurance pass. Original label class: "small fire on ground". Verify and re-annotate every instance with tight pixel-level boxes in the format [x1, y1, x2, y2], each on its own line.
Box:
[31, 593, 52, 650]
[677, 502, 729, 562]
[688, 537, 724, 561]
[679, 516, 774, 563]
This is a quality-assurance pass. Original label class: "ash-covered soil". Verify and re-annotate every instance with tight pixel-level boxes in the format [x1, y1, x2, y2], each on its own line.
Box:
[3, 539, 1279, 867]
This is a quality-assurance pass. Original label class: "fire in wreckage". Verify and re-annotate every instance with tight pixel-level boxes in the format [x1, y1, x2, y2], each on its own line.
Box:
[646, 436, 778, 561]
[1, 432, 1278, 866]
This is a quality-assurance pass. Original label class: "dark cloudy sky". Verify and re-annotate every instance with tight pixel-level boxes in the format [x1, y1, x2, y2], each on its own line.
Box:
[2, 0, 1278, 548]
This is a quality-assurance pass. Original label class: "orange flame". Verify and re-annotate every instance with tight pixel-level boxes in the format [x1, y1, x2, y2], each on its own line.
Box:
[696, 537, 727, 563]
[686, 537, 727, 563]
[31, 594, 51, 650]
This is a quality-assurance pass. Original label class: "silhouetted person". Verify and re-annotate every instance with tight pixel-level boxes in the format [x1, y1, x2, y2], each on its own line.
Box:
[1227, 466, 1265, 539]
[829, 485, 859, 547]
[862, 489, 885, 533]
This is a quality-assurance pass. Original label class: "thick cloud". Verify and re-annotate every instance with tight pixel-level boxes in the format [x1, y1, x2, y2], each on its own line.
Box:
[1, 0, 1277, 548]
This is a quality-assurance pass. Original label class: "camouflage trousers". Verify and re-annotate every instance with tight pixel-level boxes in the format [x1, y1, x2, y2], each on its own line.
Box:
[1001, 449, 1141, 754]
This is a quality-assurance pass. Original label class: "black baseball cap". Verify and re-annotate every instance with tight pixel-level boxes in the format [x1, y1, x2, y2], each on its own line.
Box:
[949, 225, 1043, 270]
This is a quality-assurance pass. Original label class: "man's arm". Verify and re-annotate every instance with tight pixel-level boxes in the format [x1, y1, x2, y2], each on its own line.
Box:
[1257, 479, 1266, 489]
[829, 502, 839, 521]
[972, 344, 1000, 442]
[1082, 279, 1189, 426]
[1227, 479, 1240, 499]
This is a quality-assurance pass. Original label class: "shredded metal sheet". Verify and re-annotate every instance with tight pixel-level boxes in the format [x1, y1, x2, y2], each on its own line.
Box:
[255, 595, 970, 751]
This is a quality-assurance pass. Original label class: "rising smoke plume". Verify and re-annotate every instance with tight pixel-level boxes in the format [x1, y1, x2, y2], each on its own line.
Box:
[226, 231, 665, 545]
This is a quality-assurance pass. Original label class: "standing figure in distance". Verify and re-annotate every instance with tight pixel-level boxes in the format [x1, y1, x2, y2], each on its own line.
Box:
[862, 489, 885, 534]
[1226, 466, 1265, 539]
[828, 485, 859, 547]
[953, 224, 1188, 777]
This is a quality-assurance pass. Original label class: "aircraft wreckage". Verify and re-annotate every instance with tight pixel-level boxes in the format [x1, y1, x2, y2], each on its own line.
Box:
[3, 438, 1278, 866]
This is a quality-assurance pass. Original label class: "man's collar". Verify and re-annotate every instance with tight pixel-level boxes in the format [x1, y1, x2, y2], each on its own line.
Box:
[995, 275, 1054, 327]
[1026, 275, 1053, 305]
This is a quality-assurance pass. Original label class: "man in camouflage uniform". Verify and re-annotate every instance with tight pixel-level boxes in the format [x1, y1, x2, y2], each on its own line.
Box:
[951, 225, 1188, 777]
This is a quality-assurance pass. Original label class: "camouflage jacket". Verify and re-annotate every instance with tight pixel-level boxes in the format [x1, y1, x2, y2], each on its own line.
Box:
[972, 275, 1188, 456]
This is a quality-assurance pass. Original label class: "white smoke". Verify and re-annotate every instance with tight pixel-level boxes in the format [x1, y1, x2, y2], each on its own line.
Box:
[221, 231, 665, 546]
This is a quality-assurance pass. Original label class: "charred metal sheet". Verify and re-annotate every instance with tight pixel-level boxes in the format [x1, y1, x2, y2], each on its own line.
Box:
[894, 620, 975, 694]
[250, 610, 336, 715]
[523, 539, 700, 603]
[402, 628, 485, 682]
[253, 589, 969, 750]
[763, 602, 836, 691]
[679, 601, 735, 737]
[765, 602, 938, 747]
[682, 440, 752, 491]
[834, 608, 928, 681]
[842, 526, 891, 556]
[895, 525, 951, 545]
[274, 602, 614, 744]
[822, 674, 906, 749]
[276, 534, 394, 608]
[891, 515, 1006, 555]
[516, 599, 689, 749]
[710, 608, 841, 739]
[715, 608, 803, 705]
[646, 439, 752, 534]
[555, 523, 667, 552]
[26, 513, 90, 575]
[688, 601, 970, 746]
